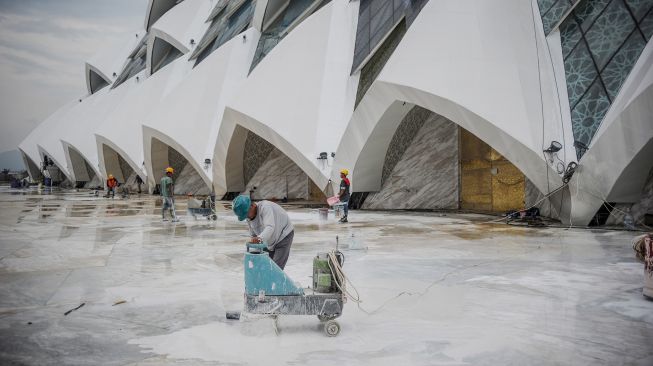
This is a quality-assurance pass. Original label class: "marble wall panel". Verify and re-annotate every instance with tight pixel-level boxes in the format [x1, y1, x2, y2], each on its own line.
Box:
[117, 153, 135, 184]
[245, 149, 309, 200]
[363, 113, 459, 210]
[243, 132, 275, 186]
[167, 146, 210, 195]
[175, 162, 210, 195]
[381, 106, 430, 185]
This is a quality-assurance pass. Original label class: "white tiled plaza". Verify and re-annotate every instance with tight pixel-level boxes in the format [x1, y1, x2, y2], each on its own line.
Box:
[1, 188, 651, 365]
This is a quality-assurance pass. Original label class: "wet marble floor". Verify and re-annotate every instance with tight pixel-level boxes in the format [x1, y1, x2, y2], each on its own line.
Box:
[0, 187, 651, 365]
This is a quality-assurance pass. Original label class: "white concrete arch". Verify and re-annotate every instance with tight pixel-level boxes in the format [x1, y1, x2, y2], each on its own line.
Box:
[61, 140, 102, 183]
[147, 0, 211, 58]
[18, 148, 42, 181]
[85, 31, 146, 91]
[217, 0, 358, 193]
[333, 80, 566, 218]
[142, 27, 257, 195]
[46, 85, 130, 185]
[142, 125, 212, 193]
[37, 145, 73, 183]
[95, 134, 146, 183]
[559, 39, 653, 225]
[214, 107, 330, 195]
[19, 101, 77, 177]
[94, 50, 178, 185]
[567, 80, 653, 225]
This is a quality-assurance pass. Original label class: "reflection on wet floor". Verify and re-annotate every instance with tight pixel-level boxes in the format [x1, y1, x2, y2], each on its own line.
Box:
[58, 226, 80, 240]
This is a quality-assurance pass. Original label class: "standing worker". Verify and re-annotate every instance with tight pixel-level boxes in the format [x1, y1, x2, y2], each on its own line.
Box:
[232, 195, 294, 270]
[160, 167, 178, 222]
[106, 174, 118, 198]
[338, 169, 351, 223]
[135, 175, 143, 194]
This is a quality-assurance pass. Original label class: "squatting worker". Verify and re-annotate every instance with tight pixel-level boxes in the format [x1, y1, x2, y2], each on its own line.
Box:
[160, 167, 178, 222]
[232, 195, 294, 270]
[338, 169, 351, 223]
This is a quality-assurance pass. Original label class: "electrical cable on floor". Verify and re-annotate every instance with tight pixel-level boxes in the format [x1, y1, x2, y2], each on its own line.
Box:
[480, 181, 569, 224]
[328, 249, 528, 316]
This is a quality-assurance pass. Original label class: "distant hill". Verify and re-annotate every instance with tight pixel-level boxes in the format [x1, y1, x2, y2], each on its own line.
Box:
[0, 150, 26, 171]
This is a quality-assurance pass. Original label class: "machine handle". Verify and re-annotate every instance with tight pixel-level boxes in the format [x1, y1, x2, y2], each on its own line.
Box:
[246, 242, 268, 253]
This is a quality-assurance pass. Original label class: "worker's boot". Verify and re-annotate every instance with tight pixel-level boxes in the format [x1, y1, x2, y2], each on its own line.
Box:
[339, 216, 348, 223]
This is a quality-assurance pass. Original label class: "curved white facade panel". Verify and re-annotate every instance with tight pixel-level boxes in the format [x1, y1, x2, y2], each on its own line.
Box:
[148, 0, 211, 55]
[19, 0, 653, 226]
[150, 28, 257, 192]
[216, 1, 358, 193]
[340, 0, 571, 188]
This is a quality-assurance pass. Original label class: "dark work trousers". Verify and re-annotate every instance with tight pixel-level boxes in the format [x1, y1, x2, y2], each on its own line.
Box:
[268, 230, 294, 270]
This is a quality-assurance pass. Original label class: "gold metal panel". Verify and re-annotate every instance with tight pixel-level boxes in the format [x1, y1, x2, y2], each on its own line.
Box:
[459, 127, 525, 213]
[460, 165, 492, 211]
[460, 130, 490, 161]
[489, 148, 504, 162]
[491, 160, 525, 212]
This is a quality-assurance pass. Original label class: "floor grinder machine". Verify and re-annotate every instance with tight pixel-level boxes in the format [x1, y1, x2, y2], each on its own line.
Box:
[227, 242, 346, 337]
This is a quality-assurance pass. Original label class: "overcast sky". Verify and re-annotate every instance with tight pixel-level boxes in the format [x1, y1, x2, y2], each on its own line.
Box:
[0, 0, 148, 154]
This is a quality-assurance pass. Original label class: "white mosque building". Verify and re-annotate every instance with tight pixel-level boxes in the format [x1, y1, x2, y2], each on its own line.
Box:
[19, 0, 653, 227]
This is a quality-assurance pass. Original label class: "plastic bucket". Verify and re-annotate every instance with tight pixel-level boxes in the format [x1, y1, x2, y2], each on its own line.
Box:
[326, 196, 340, 206]
[333, 203, 345, 218]
[318, 208, 328, 221]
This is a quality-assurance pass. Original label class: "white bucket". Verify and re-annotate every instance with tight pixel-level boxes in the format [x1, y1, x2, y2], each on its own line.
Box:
[334, 203, 345, 218]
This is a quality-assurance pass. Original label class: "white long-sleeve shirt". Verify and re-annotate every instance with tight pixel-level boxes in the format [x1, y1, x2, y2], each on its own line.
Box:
[247, 200, 294, 250]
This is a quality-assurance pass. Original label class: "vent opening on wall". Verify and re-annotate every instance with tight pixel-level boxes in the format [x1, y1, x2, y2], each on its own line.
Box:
[354, 19, 407, 108]
[351, 0, 429, 74]
[589, 201, 616, 226]
[146, 0, 185, 31]
[249, 0, 329, 73]
[150, 37, 184, 74]
[88, 69, 109, 94]
[112, 36, 148, 89]
[190, 0, 255, 66]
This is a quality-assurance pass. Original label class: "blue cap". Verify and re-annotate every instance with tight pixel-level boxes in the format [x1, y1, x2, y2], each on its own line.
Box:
[232, 195, 251, 221]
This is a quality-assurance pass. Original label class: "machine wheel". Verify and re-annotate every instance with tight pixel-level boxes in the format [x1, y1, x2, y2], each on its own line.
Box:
[324, 320, 340, 337]
[212, 214, 217, 221]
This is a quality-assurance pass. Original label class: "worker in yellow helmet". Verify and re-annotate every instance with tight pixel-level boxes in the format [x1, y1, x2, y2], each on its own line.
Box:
[338, 168, 350, 223]
[160, 167, 178, 222]
[106, 174, 118, 199]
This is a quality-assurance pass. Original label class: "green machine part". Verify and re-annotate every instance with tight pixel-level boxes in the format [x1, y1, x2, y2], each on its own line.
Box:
[313, 253, 337, 293]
